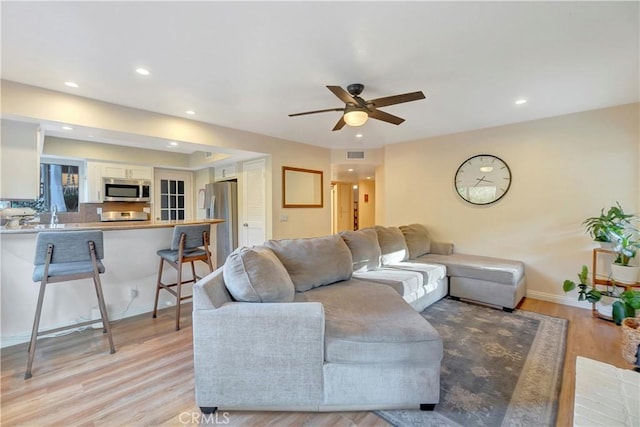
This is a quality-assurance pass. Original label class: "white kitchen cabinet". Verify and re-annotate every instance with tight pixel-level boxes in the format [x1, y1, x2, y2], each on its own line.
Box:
[101, 164, 153, 180]
[0, 120, 40, 200]
[84, 162, 102, 202]
[214, 164, 237, 181]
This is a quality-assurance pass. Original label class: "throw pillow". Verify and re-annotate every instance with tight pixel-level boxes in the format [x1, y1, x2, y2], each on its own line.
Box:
[339, 228, 381, 272]
[374, 225, 409, 265]
[265, 235, 353, 292]
[400, 223, 431, 259]
[223, 245, 295, 302]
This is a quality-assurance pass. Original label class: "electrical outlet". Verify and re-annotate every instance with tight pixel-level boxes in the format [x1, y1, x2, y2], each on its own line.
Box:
[97, 207, 102, 214]
[130, 289, 138, 299]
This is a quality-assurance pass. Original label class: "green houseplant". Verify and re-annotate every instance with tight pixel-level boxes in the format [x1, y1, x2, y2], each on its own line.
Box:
[609, 214, 640, 285]
[584, 203, 640, 284]
[582, 202, 635, 244]
[563, 265, 640, 325]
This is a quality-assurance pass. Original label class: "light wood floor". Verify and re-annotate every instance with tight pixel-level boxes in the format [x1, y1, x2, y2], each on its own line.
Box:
[0, 298, 630, 426]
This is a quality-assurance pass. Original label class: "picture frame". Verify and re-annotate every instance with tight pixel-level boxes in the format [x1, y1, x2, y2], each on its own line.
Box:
[282, 166, 323, 208]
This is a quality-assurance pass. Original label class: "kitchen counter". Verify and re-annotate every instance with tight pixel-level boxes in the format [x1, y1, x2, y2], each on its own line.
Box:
[0, 218, 224, 234]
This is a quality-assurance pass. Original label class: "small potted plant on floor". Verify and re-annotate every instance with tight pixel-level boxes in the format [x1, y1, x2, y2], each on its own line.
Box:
[563, 265, 640, 325]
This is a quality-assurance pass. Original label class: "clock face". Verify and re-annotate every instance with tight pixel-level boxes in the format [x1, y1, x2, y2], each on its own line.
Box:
[454, 154, 511, 205]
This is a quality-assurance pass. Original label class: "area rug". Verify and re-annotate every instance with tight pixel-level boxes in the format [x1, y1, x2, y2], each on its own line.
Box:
[376, 298, 567, 427]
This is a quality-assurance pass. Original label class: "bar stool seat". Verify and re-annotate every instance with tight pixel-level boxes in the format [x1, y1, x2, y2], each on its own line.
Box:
[156, 248, 208, 263]
[25, 230, 115, 379]
[153, 224, 214, 331]
[33, 260, 105, 281]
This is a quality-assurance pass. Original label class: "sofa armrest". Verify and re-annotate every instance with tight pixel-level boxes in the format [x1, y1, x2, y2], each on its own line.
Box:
[430, 241, 454, 255]
[193, 302, 325, 409]
[193, 267, 233, 309]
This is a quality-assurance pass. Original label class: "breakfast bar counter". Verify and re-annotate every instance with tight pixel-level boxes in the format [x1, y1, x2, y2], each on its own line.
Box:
[0, 218, 224, 234]
[0, 218, 225, 348]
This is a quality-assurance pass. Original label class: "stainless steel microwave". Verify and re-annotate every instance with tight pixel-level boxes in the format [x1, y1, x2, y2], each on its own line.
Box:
[103, 178, 151, 202]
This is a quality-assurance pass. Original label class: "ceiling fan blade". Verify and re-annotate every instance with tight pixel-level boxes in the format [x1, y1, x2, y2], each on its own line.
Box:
[332, 116, 346, 131]
[368, 91, 425, 108]
[327, 85, 359, 105]
[368, 109, 405, 125]
[289, 107, 344, 117]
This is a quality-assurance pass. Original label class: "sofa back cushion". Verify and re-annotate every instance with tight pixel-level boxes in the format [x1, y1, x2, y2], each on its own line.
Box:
[400, 224, 431, 259]
[375, 225, 410, 265]
[339, 228, 381, 272]
[265, 235, 353, 292]
[223, 245, 295, 302]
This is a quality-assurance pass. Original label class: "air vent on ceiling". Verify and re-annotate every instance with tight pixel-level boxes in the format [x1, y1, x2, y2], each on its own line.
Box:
[346, 151, 365, 159]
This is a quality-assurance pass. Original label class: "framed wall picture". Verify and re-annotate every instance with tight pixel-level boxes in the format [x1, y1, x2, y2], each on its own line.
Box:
[282, 166, 323, 208]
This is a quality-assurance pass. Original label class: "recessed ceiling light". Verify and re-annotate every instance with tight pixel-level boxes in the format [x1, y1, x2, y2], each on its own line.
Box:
[366, 176, 372, 180]
[88, 134, 95, 138]
[355, 133, 363, 138]
[185, 110, 196, 115]
[515, 99, 527, 105]
[136, 67, 150, 76]
[61, 126, 73, 131]
[347, 168, 354, 172]
[169, 141, 179, 146]
[64, 81, 79, 88]
[353, 185, 358, 190]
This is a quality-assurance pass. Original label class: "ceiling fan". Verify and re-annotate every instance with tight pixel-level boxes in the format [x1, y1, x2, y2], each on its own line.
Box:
[289, 83, 426, 131]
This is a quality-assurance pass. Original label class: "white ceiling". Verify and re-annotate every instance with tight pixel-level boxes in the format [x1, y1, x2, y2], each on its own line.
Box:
[1, 1, 638, 154]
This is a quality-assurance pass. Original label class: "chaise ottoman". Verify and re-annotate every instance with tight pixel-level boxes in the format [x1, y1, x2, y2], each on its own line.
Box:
[418, 253, 526, 311]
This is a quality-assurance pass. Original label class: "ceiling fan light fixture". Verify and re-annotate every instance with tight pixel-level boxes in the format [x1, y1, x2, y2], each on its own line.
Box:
[343, 108, 368, 127]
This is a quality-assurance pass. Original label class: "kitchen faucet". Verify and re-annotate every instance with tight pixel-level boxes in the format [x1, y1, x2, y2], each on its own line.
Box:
[50, 204, 58, 226]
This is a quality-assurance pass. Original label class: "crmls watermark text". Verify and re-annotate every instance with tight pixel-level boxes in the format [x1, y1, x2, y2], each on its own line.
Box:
[179, 411, 230, 425]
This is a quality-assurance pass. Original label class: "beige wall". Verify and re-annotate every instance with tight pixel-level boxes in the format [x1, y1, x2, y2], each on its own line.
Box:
[2, 80, 331, 239]
[383, 103, 639, 305]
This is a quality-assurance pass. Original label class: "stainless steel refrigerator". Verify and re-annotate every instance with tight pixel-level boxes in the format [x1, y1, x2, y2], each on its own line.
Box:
[204, 181, 238, 267]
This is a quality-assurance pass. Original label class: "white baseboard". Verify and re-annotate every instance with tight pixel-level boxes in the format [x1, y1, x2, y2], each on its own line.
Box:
[526, 290, 591, 310]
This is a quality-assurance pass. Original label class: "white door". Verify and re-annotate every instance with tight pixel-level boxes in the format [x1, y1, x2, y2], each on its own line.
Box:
[154, 170, 193, 221]
[241, 158, 266, 246]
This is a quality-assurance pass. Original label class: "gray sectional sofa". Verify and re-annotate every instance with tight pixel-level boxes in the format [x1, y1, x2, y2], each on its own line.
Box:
[192, 224, 525, 413]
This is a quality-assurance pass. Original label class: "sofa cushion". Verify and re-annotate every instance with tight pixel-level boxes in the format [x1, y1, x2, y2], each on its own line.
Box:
[374, 226, 409, 265]
[386, 261, 447, 288]
[353, 268, 424, 298]
[295, 280, 442, 364]
[265, 235, 353, 292]
[418, 253, 524, 285]
[223, 246, 295, 302]
[339, 228, 381, 272]
[399, 224, 431, 259]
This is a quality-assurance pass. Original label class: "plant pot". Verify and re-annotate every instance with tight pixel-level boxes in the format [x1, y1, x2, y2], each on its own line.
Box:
[595, 293, 620, 318]
[611, 263, 640, 285]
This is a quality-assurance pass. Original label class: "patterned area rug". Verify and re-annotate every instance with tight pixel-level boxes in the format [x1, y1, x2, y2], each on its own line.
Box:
[376, 298, 567, 427]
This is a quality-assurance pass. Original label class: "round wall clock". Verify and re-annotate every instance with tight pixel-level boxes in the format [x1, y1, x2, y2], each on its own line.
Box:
[454, 154, 512, 205]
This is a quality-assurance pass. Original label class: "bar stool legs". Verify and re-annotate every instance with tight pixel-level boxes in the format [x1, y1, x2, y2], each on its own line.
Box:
[93, 274, 116, 353]
[152, 225, 214, 331]
[25, 281, 47, 379]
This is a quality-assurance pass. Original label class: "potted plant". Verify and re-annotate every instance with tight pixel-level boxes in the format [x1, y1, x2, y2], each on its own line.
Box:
[582, 202, 635, 247]
[609, 231, 640, 285]
[564, 265, 640, 325]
